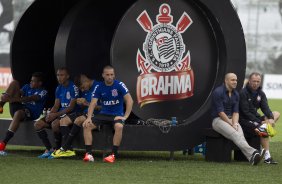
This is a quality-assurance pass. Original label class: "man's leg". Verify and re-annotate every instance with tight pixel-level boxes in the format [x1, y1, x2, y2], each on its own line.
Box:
[51, 115, 86, 158]
[112, 122, 124, 156]
[212, 117, 257, 161]
[273, 111, 280, 123]
[0, 80, 21, 113]
[60, 115, 73, 146]
[34, 118, 53, 156]
[51, 119, 61, 150]
[63, 115, 86, 150]
[0, 109, 25, 152]
[83, 122, 96, 162]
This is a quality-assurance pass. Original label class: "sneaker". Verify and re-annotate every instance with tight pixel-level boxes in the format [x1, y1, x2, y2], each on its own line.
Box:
[0, 105, 3, 114]
[0, 151, 7, 156]
[83, 153, 94, 162]
[51, 148, 76, 158]
[103, 153, 115, 163]
[0, 142, 6, 151]
[38, 150, 53, 159]
[264, 157, 278, 164]
[250, 150, 261, 165]
[255, 127, 268, 137]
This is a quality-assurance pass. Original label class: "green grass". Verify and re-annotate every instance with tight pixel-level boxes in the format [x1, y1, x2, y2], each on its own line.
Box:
[0, 91, 281, 183]
[0, 145, 282, 184]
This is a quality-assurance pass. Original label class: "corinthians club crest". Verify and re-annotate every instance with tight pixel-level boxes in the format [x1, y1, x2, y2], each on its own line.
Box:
[136, 4, 195, 107]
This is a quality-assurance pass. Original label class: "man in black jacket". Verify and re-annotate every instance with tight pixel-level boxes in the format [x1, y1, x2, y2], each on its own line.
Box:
[239, 72, 280, 164]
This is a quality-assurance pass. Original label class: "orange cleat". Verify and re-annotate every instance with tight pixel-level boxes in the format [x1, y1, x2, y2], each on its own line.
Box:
[103, 154, 115, 163]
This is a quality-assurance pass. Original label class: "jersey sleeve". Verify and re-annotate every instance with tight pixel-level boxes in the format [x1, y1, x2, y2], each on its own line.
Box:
[118, 81, 129, 96]
[71, 84, 79, 99]
[21, 84, 29, 96]
[92, 84, 101, 99]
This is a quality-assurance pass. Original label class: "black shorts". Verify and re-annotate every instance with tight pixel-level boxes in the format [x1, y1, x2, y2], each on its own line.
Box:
[9, 102, 33, 120]
[63, 112, 84, 122]
[91, 114, 125, 127]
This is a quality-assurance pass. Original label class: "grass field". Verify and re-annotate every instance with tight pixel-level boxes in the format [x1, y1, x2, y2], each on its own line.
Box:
[0, 90, 282, 183]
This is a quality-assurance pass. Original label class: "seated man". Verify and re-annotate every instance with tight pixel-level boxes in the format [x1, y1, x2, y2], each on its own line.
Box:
[83, 65, 133, 163]
[52, 74, 101, 158]
[0, 72, 47, 155]
[211, 73, 265, 165]
[34, 67, 79, 158]
[239, 72, 280, 164]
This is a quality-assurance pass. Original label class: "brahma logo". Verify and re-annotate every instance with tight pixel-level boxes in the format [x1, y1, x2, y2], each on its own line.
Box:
[136, 3, 194, 107]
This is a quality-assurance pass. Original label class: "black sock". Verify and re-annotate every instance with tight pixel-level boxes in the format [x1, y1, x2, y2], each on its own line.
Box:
[60, 126, 70, 146]
[85, 145, 92, 154]
[36, 129, 52, 151]
[3, 130, 14, 144]
[63, 124, 81, 150]
[112, 145, 119, 156]
[53, 132, 62, 150]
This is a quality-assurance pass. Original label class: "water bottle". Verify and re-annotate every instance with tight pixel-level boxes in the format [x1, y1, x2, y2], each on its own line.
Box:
[171, 117, 177, 126]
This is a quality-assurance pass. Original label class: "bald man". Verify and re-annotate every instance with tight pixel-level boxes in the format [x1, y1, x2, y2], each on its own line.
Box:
[211, 73, 265, 165]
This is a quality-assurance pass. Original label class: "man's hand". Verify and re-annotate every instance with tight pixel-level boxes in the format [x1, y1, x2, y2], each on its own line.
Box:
[266, 119, 275, 127]
[232, 123, 239, 131]
[83, 118, 92, 128]
[77, 98, 88, 106]
[46, 112, 57, 122]
[114, 116, 126, 121]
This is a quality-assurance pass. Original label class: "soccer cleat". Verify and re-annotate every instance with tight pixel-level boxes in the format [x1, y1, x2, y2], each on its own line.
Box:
[51, 148, 76, 158]
[260, 149, 266, 161]
[264, 157, 278, 164]
[0, 151, 7, 156]
[0, 105, 3, 114]
[255, 127, 269, 138]
[250, 150, 261, 165]
[38, 150, 53, 159]
[0, 141, 6, 151]
[103, 153, 115, 163]
[83, 153, 94, 162]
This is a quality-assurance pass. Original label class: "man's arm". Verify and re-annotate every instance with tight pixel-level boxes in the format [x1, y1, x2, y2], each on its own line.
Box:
[260, 92, 274, 120]
[218, 112, 232, 125]
[9, 94, 40, 103]
[55, 98, 77, 117]
[239, 91, 261, 122]
[123, 93, 133, 120]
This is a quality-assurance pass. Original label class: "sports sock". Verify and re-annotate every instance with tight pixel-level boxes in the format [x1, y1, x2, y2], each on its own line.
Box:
[112, 145, 119, 156]
[63, 124, 81, 150]
[85, 145, 92, 154]
[53, 132, 62, 150]
[36, 129, 52, 150]
[3, 130, 15, 144]
[60, 125, 70, 145]
[264, 150, 271, 160]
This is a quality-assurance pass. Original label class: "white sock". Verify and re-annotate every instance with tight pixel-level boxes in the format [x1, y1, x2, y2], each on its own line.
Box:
[264, 150, 271, 160]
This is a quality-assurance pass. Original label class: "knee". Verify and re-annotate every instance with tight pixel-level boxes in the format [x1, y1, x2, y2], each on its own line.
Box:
[60, 117, 71, 126]
[9, 80, 20, 88]
[74, 116, 85, 126]
[34, 120, 45, 130]
[114, 123, 124, 132]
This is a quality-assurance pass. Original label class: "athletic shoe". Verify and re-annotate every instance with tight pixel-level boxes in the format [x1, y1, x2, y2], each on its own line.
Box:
[83, 153, 94, 162]
[255, 127, 268, 137]
[250, 150, 261, 165]
[103, 154, 115, 163]
[0, 105, 3, 114]
[0, 141, 6, 151]
[38, 150, 53, 159]
[260, 149, 266, 160]
[264, 157, 278, 164]
[0, 151, 7, 156]
[51, 148, 76, 158]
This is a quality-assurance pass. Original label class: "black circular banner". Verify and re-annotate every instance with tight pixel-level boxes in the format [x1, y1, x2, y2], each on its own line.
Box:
[112, 0, 219, 122]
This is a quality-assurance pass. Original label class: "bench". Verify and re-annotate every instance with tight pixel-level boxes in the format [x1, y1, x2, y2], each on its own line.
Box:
[205, 128, 260, 162]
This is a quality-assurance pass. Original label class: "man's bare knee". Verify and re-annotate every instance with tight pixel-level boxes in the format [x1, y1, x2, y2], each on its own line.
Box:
[60, 116, 72, 126]
[51, 120, 60, 132]
[114, 123, 124, 132]
[34, 120, 46, 130]
[74, 116, 86, 126]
